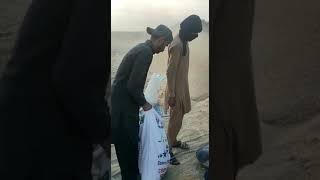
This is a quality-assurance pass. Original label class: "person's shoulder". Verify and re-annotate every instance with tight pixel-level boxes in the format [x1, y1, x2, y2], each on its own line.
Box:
[130, 43, 144, 52]
[126, 43, 148, 56]
[141, 42, 153, 55]
[132, 42, 152, 54]
[169, 36, 183, 51]
[128, 42, 153, 61]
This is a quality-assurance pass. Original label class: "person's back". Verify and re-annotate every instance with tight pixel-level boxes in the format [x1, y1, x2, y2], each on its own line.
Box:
[0, 0, 109, 179]
[212, 0, 261, 179]
[112, 42, 153, 94]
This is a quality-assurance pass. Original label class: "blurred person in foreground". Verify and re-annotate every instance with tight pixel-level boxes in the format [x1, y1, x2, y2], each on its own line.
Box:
[212, 0, 262, 179]
[0, 0, 110, 179]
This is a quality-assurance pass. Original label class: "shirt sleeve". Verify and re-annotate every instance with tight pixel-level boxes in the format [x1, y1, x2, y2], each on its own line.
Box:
[166, 45, 182, 97]
[127, 51, 153, 106]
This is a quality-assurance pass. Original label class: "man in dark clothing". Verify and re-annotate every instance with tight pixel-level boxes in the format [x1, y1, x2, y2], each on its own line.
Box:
[0, 0, 109, 179]
[111, 25, 173, 180]
[212, 0, 262, 179]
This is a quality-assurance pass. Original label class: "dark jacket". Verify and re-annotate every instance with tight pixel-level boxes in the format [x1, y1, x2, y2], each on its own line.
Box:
[0, 0, 109, 178]
[211, 0, 262, 179]
[111, 41, 154, 143]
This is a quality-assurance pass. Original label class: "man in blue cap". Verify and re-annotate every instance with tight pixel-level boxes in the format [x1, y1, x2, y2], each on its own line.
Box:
[111, 24, 173, 180]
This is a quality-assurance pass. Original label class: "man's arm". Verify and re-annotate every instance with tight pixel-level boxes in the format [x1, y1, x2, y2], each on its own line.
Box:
[166, 45, 182, 98]
[51, 0, 109, 144]
[127, 51, 153, 107]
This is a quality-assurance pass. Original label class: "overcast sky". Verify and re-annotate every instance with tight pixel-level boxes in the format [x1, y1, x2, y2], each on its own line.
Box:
[111, 0, 209, 31]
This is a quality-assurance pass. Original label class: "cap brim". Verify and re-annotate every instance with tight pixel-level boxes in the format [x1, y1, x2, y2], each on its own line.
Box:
[146, 27, 154, 35]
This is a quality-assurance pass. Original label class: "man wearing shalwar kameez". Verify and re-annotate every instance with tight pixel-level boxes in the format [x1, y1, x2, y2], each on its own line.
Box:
[165, 15, 202, 165]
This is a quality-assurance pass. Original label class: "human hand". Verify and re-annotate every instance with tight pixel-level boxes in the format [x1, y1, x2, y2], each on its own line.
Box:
[168, 97, 176, 107]
[143, 102, 152, 111]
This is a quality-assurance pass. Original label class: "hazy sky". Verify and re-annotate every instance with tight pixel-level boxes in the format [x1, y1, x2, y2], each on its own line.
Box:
[111, 0, 209, 31]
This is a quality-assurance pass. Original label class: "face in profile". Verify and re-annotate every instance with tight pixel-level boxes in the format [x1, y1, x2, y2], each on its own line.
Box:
[155, 37, 170, 54]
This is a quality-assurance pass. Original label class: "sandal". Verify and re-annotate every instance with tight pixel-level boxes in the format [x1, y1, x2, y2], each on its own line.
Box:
[172, 141, 190, 150]
[169, 151, 180, 165]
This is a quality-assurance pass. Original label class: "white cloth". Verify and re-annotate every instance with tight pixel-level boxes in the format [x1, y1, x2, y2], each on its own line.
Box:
[138, 108, 170, 180]
[144, 73, 166, 106]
